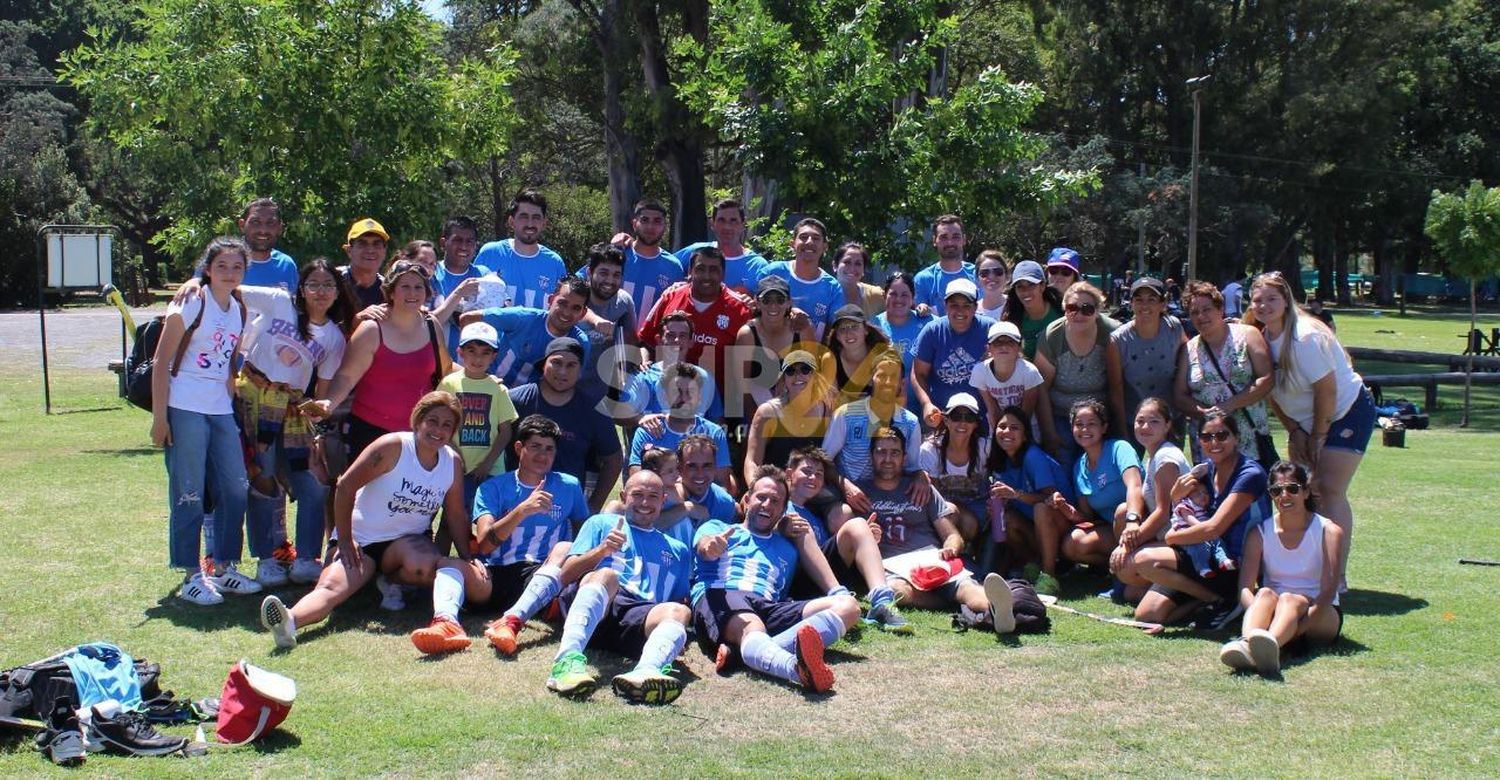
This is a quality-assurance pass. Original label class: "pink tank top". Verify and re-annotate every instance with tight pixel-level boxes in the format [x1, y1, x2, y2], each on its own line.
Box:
[351, 322, 437, 432]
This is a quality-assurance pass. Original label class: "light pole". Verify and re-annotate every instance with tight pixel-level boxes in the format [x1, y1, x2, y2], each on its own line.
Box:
[1186, 74, 1211, 284]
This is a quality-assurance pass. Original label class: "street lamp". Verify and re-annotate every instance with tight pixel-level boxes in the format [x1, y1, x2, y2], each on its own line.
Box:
[1186, 74, 1211, 283]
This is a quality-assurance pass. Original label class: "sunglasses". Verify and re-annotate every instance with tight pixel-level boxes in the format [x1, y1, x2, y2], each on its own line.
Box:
[947, 410, 979, 422]
[1064, 302, 1098, 316]
[978, 268, 1007, 278]
[1268, 483, 1305, 497]
[1198, 430, 1233, 443]
[390, 260, 430, 278]
[1049, 268, 1078, 276]
[302, 282, 338, 292]
[782, 364, 814, 376]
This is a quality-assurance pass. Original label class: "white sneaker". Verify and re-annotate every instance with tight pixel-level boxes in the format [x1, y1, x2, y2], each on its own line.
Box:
[984, 573, 1016, 634]
[178, 572, 223, 606]
[288, 558, 323, 584]
[376, 575, 405, 611]
[255, 559, 289, 588]
[1245, 628, 1280, 676]
[260, 595, 296, 649]
[1219, 638, 1254, 670]
[211, 563, 263, 595]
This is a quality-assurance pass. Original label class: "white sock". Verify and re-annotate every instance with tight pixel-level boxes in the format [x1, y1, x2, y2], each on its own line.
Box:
[771, 609, 845, 651]
[504, 565, 562, 621]
[432, 567, 464, 622]
[556, 583, 608, 659]
[741, 631, 799, 685]
[633, 620, 687, 674]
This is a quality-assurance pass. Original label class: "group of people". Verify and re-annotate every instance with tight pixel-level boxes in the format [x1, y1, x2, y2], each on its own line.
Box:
[149, 193, 1372, 703]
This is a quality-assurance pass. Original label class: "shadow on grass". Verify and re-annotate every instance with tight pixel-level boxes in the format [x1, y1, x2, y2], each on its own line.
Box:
[1340, 589, 1427, 617]
[49, 406, 122, 416]
[84, 447, 158, 457]
[250, 728, 302, 754]
[142, 593, 266, 632]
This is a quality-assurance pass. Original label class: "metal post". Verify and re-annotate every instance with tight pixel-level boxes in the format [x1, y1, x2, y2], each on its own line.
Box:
[1186, 75, 1211, 284]
[36, 231, 51, 415]
[1137, 162, 1146, 274]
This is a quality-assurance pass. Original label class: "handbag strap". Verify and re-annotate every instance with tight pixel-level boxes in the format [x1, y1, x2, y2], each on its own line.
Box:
[1198, 332, 1259, 433]
[212, 705, 272, 747]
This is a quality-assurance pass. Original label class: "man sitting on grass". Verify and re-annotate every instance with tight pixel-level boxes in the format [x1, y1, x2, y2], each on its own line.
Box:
[691, 466, 861, 693]
[858, 427, 1017, 635]
[544, 471, 694, 703]
[472, 414, 589, 656]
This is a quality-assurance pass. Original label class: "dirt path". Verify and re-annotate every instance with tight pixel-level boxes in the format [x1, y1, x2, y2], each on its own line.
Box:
[0, 306, 161, 372]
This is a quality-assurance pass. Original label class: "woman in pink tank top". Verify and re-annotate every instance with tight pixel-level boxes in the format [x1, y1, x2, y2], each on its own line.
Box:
[302, 261, 451, 460]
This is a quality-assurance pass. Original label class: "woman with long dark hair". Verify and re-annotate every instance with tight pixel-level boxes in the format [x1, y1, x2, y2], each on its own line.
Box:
[986, 405, 1070, 594]
[1002, 260, 1062, 360]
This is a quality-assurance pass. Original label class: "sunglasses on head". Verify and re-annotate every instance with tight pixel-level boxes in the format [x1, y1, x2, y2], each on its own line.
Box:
[1064, 302, 1098, 316]
[782, 364, 814, 376]
[391, 261, 430, 278]
[1198, 429, 1233, 443]
[1268, 483, 1305, 497]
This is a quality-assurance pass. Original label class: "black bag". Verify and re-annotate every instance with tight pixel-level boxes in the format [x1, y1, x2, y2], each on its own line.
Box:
[1006, 578, 1051, 634]
[124, 292, 245, 411]
[0, 654, 160, 723]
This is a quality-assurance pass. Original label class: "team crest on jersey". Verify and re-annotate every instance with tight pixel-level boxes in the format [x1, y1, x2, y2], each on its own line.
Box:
[716, 314, 730, 330]
[537, 275, 553, 293]
[660, 550, 675, 565]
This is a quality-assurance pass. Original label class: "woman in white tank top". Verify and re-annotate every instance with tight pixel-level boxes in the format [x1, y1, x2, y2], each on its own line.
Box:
[1220, 461, 1344, 677]
[259, 392, 500, 657]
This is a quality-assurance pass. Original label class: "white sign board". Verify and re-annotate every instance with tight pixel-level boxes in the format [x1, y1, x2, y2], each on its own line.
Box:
[46, 233, 113, 289]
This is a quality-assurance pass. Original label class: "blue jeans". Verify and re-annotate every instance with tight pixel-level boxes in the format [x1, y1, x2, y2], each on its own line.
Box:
[165, 407, 248, 570]
[247, 438, 328, 561]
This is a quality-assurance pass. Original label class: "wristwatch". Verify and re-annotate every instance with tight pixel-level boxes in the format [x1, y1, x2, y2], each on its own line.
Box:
[1125, 511, 1142, 525]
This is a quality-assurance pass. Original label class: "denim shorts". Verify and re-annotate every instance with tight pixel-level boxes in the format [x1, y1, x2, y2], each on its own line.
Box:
[1325, 387, 1377, 455]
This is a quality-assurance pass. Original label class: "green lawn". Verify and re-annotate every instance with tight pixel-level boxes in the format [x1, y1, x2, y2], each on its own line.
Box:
[1, 325, 1497, 776]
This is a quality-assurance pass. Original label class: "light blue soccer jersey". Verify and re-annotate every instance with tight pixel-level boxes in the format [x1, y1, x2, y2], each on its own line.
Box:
[912, 261, 977, 310]
[663, 483, 739, 549]
[621, 248, 686, 321]
[788, 501, 831, 547]
[691, 519, 800, 604]
[628, 417, 730, 468]
[478, 306, 591, 386]
[474, 238, 568, 309]
[820, 399, 923, 482]
[673, 242, 767, 293]
[570, 513, 692, 603]
[759, 261, 843, 334]
[473, 471, 588, 566]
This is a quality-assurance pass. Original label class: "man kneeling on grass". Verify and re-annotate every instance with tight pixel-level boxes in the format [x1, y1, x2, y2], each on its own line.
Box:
[260, 392, 492, 654]
[691, 466, 861, 693]
[545, 471, 693, 703]
[859, 426, 1017, 635]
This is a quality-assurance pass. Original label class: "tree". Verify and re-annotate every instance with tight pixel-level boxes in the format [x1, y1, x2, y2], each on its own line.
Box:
[1424, 181, 1500, 427]
[61, 0, 517, 268]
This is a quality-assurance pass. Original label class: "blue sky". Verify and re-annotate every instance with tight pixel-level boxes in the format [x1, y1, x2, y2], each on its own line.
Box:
[420, 0, 451, 22]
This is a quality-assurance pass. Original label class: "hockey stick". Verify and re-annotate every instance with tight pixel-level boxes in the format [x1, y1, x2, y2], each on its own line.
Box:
[102, 284, 137, 341]
[1038, 594, 1164, 632]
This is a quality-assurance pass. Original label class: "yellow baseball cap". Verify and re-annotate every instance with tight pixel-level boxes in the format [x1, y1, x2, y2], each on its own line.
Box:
[345, 217, 389, 243]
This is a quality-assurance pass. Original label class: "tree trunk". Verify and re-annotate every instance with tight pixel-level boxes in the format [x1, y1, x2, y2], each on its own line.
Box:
[1372, 234, 1395, 306]
[634, 0, 708, 246]
[1313, 223, 1333, 301]
[598, 0, 643, 233]
[1334, 220, 1351, 306]
[1464, 279, 1475, 427]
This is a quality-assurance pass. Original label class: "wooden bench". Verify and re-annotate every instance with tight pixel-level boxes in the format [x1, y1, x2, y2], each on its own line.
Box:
[1461, 328, 1500, 357]
[1363, 371, 1500, 410]
[108, 359, 126, 398]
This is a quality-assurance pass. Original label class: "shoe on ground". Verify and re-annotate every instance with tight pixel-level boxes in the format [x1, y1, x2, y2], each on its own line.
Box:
[1219, 639, 1254, 670]
[984, 573, 1016, 634]
[410, 617, 471, 655]
[255, 558, 289, 588]
[34, 703, 86, 766]
[714, 643, 736, 675]
[1033, 572, 1061, 598]
[288, 558, 322, 584]
[376, 575, 406, 611]
[87, 708, 186, 757]
[611, 668, 683, 705]
[211, 563, 263, 595]
[547, 651, 597, 697]
[261, 595, 296, 649]
[1245, 628, 1281, 676]
[793, 625, 835, 693]
[271, 540, 298, 563]
[178, 572, 224, 606]
[1203, 599, 1247, 632]
[484, 615, 523, 655]
[866, 602, 914, 635]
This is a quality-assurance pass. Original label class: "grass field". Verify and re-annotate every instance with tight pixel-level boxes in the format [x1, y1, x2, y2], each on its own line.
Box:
[1, 315, 1497, 776]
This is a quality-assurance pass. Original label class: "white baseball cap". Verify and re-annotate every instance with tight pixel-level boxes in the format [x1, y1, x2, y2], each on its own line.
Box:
[987, 320, 1023, 344]
[458, 322, 499, 349]
[945, 392, 981, 414]
[944, 278, 979, 302]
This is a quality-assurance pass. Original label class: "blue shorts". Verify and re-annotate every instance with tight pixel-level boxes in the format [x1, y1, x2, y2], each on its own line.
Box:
[560, 582, 665, 657]
[1324, 387, 1377, 455]
[693, 589, 812, 655]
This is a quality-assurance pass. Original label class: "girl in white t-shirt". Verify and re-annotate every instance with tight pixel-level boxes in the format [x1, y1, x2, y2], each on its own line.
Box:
[151, 237, 253, 606]
[969, 319, 1043, 431]
[1220, 461, 1344, 676]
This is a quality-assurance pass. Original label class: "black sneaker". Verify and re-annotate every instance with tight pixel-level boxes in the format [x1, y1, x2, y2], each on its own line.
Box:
[34, 702, 86, 766]
[88, 707, 187, 757]
[1192, 599, 1246, 632]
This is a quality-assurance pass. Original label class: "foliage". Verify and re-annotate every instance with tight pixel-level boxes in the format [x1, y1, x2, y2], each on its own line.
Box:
[674, 0, 1097, 268]
[61, 0, 518, 269]
[1425, 181, 1500, 282]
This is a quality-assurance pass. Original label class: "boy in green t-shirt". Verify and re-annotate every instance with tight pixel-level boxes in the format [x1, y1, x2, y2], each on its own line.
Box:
[439, 322, 520, 509]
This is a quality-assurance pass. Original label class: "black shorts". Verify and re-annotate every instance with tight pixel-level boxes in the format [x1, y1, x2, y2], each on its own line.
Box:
[1150, 546, 1241, 605]
[325, 532, 430, 574]
[789, 535, 867, 599]
[343, 414, 392, 464]
[471, 560, 545, 612]
[560, 583, 664, 657]
[1285, 604, 1344, 655]
[692, 589, 812, 655]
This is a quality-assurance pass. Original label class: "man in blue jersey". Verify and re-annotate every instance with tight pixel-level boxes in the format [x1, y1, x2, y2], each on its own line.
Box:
[473, 415, 591, 656]
[615, 198, 685, 321]
[459, 278, 592, 386]
[474, 189, 568, 309]
[913, 278, 996, 429]
[912, 214, 976, 311]
[545, 470, 694, 702]
[759, 218, 843, 339]
[783, 447, 910, 633]
[238, 197, 298, 291]
[672, 197, 768, 295]
[430, 216, 488, 357]
[691, 466, 861, 693]
[508, 338, 624, 514]
[627, 364, 733, 491]
[858, 427, 1016, 634]
[659, 434, 739, 548]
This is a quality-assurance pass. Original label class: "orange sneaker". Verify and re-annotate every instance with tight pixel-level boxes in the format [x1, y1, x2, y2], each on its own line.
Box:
[793, 626, 834, 693]
[410, 617, 471, 655]
[271, 540, 298, 563]
[484, 615, 523, 655]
